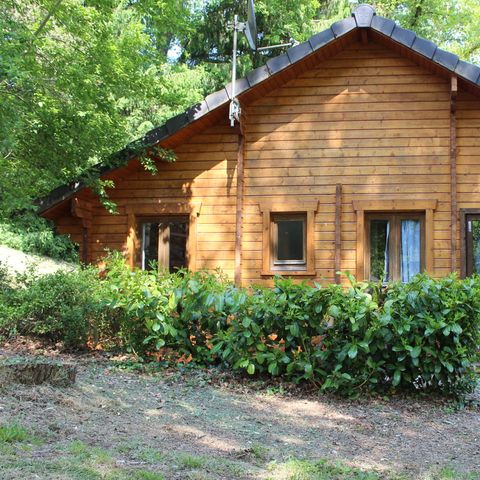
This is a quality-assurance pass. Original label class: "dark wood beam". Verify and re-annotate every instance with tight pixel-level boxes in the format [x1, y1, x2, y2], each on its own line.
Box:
[450, 75, 458, 272]
[360, 29, 369, 44]
[82, 226, 89, 264]
[335, 184, 342, 284]
[234, 114, 246, 287]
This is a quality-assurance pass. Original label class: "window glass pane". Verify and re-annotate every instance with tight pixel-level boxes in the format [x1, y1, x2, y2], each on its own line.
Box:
[400, 219, 421, 282]
[470, 219, 480, 274]
[142, 218, 188, 272]
[142, 223, 159, 270]
[370, 220, 390, 282]
[277, 219, 304, 261]
[168, 221, 188, 271]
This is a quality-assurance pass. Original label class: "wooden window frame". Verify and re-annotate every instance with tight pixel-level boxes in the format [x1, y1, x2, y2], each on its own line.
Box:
[353, 200, 437, 281]
[460, 209, 480, 278]
[126, 202, 201, 270]
[271, 213, 307, 269]
[259, 200, 318, 276]
[365, 212, 425, 282]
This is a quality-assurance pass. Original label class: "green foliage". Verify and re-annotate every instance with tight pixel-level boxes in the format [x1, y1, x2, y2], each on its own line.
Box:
[1, 254, 479, 397]
[380, 275, 480, 395]
[0, 214, 78, 261]
[183, 0, 320, 88]
[0, 423, 31, 444]
[101, 253, 243, 360]
[0, 263, 20, 338]
[213, 275, 480, 397]
[0, 265, 109, 348]
[0, 0, 202, 215]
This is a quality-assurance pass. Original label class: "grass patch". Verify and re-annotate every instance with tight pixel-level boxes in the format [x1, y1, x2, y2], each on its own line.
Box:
[428, 467, 480, 480]
[266, 458, 480, 480]
[0, 423, 33, 444]
[176, 453, 206, 469]
[249, 443, 269, 461]
[267, 458, 381, 480]
[0, 439, 167, 480]
[130, 471, 165, 480]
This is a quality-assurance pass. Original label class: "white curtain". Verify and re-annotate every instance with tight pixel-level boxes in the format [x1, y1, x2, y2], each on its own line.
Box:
[401, 220, 421, 282]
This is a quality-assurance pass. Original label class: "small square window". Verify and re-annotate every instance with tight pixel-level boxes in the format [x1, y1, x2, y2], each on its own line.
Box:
[260, 201, 317, 276]
[272, 214, 306, 270]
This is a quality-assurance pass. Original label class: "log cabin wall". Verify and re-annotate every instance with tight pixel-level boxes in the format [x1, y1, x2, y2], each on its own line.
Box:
[56, 125, 238, 277]
[457, 91, 480, 274]
[53, 39, 480, 286]
[56, 216, 84, 247]
[243, 41, 452, 285]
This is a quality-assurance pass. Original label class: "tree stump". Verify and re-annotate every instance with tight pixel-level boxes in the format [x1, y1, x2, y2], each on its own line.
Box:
[0, 357, 77, 387]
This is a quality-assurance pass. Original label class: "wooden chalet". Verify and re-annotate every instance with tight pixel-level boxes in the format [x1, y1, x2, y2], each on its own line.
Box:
[38, 4, 480, 286]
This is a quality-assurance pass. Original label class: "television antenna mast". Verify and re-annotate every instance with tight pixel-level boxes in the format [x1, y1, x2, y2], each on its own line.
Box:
[228, 0, 295, 126]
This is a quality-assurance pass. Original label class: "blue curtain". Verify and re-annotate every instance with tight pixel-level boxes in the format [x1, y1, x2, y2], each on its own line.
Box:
[401, 220, 421, 282]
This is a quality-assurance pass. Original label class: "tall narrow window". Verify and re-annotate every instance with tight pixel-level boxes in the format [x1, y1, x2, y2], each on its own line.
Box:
[140, 216, 188, 272]
[366, 213, 424, 282]
[369, 219, 390, 282]
[464, 213, 480, 276]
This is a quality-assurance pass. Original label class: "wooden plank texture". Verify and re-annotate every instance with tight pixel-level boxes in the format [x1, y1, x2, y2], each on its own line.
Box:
[47, 39, 477, 284]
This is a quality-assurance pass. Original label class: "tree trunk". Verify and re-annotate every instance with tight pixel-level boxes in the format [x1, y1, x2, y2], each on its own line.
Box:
[0, 357, 77, 387]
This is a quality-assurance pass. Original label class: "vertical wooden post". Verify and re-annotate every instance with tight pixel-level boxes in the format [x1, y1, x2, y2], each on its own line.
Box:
[426, 208, 434, 274]
[71, 198, 92, 264]
[127, 211, 136, 269]
[356, 209, 365, 281]
[334, 184, 342, 284]
[234, 117, 245, 287]
[81, 224, 90, 263]
[450, 75, 458, 273]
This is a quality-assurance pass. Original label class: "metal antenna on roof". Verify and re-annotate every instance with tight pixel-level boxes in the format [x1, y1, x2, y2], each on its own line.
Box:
[228, 0, 256, 126]
[228, 0, 295, 127]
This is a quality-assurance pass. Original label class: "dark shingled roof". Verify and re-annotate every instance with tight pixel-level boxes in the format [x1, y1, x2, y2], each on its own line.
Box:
[37, 3, 480, 214]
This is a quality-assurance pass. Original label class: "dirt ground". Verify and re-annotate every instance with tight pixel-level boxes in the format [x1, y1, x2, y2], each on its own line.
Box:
[0, 341, 479, 480]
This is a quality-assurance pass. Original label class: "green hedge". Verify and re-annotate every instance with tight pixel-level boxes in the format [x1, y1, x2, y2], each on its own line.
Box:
[1, 254, 479, 397]
[0, 214, 78, 262]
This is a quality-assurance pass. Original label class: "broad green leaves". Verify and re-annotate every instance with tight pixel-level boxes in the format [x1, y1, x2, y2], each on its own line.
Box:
[210, 273, 480, 397]
[0, 0, 204, 215]
[2, 0, 480, 218]
[2, 252, 480, 397]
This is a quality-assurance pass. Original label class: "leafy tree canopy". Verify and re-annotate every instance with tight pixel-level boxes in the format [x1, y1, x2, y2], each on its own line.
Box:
[1, 0, 479, 216]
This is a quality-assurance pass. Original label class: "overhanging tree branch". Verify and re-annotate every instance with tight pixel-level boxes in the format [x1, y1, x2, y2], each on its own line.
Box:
[33, 0, 63, 37]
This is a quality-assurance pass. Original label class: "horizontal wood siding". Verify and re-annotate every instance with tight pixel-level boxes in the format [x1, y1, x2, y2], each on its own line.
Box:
[244, 41, 451, 285]
[56, 216, 83, 245]
[88, 125, 238, 276]
[457, 91, 480, 269]
[52, 40, 480, 284]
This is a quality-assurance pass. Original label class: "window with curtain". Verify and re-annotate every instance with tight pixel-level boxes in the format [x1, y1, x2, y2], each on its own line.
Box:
[464, 213, 480, 276]
[366, 213, 424, 282]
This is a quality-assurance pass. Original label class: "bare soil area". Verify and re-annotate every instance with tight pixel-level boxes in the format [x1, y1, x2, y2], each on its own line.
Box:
[0, 341, 479, 480]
